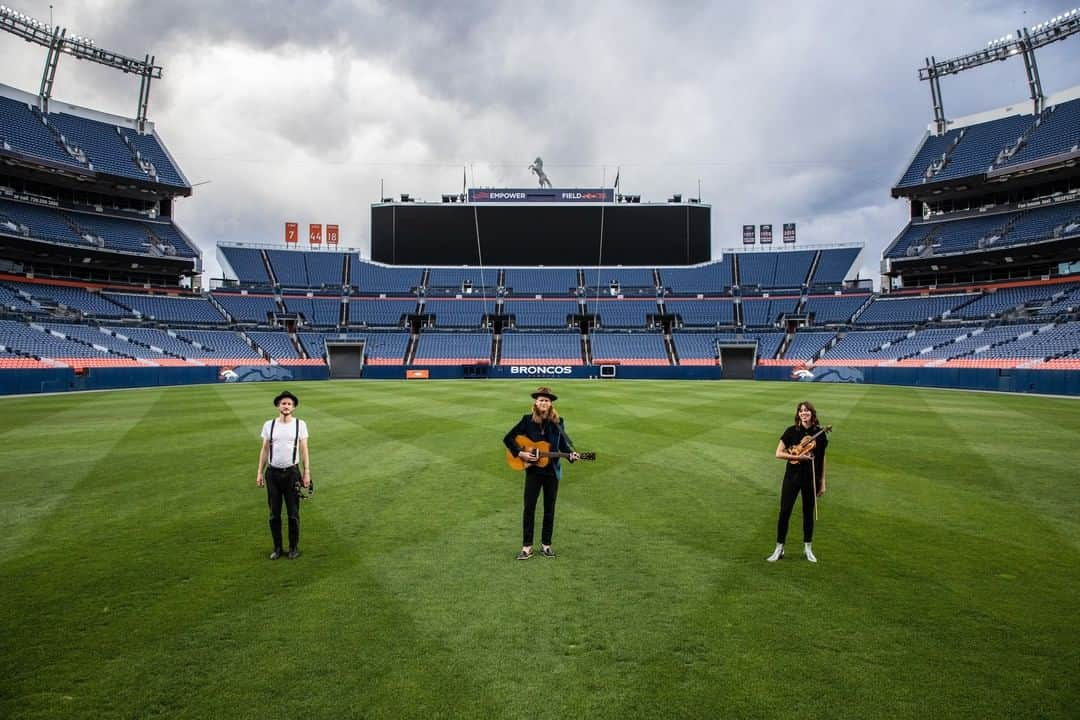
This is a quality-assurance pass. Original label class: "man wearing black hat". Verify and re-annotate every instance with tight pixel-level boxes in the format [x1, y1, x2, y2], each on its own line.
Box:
[503, 386, 579, 560]
[256, 390, 311, 559]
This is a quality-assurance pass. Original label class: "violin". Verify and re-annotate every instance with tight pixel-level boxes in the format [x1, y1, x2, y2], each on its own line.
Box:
[787, 424, 832, 464]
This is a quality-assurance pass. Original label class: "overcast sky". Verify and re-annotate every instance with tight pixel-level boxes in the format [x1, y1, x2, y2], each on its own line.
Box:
[2, 0, 1078, 285]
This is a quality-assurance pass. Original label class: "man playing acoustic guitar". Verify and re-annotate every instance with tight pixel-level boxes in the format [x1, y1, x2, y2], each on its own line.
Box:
[503, 386, 580, 560]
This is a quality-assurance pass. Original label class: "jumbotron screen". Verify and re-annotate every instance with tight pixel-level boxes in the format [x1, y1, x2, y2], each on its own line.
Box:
[371, 203, 711, 266]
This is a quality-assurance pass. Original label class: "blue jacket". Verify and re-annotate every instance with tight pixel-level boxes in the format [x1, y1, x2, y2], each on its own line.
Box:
[503, 414, 574, 479]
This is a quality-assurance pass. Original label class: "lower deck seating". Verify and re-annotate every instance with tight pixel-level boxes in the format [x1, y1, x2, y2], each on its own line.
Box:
[590, 332, 669, 365]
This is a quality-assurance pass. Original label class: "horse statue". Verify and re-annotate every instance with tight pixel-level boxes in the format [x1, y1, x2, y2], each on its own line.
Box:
[528, 157, 552, 188]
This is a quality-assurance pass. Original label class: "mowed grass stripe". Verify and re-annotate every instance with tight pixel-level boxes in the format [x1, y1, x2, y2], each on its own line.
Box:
[1, 380, 1077, 719]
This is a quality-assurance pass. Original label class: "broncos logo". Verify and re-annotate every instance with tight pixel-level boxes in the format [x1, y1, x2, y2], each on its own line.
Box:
[790, 362, 863, 383]
[219, 365, 295, 383]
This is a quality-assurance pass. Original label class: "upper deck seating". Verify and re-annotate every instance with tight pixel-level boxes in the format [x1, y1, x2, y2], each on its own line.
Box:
[582, 267, 656, 292]
[266, 250, 309, 287]
[0, 95, 82, 168]
[221, 247, 272, 285]
[1002, 97, 1080, 167]
[737, 251, 815, 289]
[809, 248, 861, 286]
[350, 259, 421, 294]
[659, 259, 733, 294]
[426, 268, 498, 293]
[306, 252, 346, 287]
[503, 268, 579, 295]
[897, 113, 1034, 189]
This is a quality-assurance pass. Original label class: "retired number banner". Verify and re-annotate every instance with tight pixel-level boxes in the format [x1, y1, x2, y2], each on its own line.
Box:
[285, 222, 299, 244]
[309, 223, 323, 245]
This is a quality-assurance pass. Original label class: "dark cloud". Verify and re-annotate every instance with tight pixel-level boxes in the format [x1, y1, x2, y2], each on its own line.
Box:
[2, 0, 1078, 282]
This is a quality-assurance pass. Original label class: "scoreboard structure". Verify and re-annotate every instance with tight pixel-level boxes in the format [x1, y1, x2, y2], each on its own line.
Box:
[371, 188, 711, 266]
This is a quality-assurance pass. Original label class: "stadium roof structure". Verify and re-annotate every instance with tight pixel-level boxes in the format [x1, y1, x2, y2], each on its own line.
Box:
[919, 7, 1080, 133]
[0, 3, 161, 130]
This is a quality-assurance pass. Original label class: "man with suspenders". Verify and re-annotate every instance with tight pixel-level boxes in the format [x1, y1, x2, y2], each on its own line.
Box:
[256, 391, 311, 560]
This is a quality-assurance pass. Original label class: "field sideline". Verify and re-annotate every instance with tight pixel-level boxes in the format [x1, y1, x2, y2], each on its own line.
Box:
[2, 379, 1077, 719]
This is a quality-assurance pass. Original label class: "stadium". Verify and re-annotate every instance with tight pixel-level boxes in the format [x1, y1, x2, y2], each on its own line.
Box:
[1, 3, 1078, 719]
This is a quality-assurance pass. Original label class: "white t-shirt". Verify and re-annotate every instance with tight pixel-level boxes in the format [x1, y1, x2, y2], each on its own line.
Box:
[261, 418, 309, 468]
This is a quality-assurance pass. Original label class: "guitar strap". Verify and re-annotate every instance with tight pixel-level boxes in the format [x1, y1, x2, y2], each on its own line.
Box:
[553, 419, 575, 453]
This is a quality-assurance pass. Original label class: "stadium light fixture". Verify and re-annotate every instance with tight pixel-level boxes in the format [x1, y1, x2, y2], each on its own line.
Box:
[920, 10, 1080, 132]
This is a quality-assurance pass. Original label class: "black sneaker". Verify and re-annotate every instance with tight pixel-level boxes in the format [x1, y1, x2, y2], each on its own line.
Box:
[516, 549, 533, 560]
[540, 546, 556, 558]
[269, 548, 284, 560]
[288, 549, 301, 560]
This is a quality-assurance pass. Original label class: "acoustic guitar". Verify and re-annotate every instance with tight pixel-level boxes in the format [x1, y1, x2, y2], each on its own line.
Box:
[506, 435, 596, 471]
[787, 424, 832, 464]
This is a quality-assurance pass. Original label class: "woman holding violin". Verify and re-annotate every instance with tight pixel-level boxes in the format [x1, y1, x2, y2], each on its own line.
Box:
[767, 401, 829, 563]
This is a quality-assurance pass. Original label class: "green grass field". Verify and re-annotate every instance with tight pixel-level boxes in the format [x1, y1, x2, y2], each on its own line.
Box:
[2, 379, 1078, 719]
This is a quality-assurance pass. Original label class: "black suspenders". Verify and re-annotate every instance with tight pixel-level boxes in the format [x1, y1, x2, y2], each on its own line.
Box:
[269, 418, 301, 467]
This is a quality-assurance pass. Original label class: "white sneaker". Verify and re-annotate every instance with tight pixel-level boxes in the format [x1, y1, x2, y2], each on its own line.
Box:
[804, 545, 817, 563]
[766, 545, 784, 562]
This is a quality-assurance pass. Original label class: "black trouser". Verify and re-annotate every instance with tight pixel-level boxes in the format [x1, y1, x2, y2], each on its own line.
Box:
[266, 466, 301, 550]
[523, 471, 559, 547]
[776, 471, 815, 544]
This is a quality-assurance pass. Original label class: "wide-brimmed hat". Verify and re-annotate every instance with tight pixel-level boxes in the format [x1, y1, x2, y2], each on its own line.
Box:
[273, 390, 299, 407]
[530, 386, 557, 402]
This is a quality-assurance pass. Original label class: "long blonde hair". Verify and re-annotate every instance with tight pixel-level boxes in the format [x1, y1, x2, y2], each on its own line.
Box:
[531, 403, 560, 425]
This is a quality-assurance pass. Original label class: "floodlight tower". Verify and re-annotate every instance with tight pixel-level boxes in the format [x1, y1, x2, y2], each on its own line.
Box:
[919, 8, 1080, 134]
[0, 4, 162, 131]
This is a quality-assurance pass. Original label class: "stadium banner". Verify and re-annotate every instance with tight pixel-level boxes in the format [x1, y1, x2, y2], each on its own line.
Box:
[326, 224, 340, 246]
[467, 188, 614, 203]
[759, 224, 773, 244]
[309, 223, 322, 245]
[285, 222, 299, 244]
[783, 222, 796, 243]
[742, 225, 756, 245]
